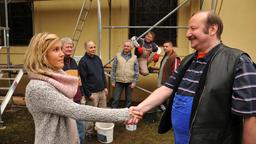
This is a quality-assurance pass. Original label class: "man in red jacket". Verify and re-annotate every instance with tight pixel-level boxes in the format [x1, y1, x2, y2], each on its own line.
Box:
[158, 40, 180, 87]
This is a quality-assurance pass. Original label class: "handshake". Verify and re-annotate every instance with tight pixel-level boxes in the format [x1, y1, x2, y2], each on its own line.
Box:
[126, 106, 144, 125]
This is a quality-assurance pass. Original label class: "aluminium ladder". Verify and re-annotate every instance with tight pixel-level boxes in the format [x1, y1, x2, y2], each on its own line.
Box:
[0, 68, 24, 129]
[72, 0, 93, 55]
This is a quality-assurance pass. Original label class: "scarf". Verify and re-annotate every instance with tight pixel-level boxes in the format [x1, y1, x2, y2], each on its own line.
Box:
[28, 70, 78, 98]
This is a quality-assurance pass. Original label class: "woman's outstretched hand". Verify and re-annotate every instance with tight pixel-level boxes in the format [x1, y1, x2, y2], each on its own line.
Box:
[126, 106, 144, 125]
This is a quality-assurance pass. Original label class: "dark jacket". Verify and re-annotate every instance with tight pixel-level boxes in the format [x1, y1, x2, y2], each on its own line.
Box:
[158, 44, 244, 144]
[159, 51, 180, 85]
[78, 53, 106, 97]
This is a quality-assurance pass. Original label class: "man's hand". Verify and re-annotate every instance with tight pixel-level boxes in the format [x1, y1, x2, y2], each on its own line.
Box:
[112, 83, 116, 87]
[89, 95, 95, 101]
[104, 88, 108, 96]
[127, 106, 144, 125]
[130, 82, 136, 88]
[81, 96, 86, 104]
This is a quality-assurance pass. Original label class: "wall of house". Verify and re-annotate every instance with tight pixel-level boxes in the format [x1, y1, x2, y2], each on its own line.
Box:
[1, 0, 256, 101]
[219, 0, 256, 60]
[176, 0, 256, 60]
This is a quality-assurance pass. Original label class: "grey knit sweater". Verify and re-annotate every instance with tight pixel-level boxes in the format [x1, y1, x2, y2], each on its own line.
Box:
[26, 78, 130, 144]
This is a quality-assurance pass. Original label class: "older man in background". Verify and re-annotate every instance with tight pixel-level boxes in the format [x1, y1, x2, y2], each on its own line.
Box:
[78, 40, 108, 140]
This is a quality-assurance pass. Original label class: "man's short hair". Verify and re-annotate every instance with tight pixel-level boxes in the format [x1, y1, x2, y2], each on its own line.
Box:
[163, 40, 174, 47]
[205, 11, 223, 39]
[84, 40, 94, 49]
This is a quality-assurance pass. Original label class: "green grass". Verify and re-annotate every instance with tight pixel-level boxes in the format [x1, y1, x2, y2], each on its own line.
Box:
[0, 107, 174, 144]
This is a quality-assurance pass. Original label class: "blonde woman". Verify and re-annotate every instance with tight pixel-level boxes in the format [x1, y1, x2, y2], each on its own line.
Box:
[24, 32, 139, 144]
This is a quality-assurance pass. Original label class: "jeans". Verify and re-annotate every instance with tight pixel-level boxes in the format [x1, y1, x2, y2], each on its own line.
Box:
[75, 102, 85, 143]
[76, 120, 85, 144]
[138, 57, 149, 76]
[112, 82, 133, 108]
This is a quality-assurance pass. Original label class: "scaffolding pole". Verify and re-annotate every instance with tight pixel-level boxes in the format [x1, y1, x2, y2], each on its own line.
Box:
[107, 0, 112, 61]
[200, 0, 218, 12]
[200, 0, 205, 10]
[103, 25, 188, 29]
[107, 0, 112, 94]
[212, 0, 217, 11]
[97, 0, 102, 58]
[4, 0, 11, 68]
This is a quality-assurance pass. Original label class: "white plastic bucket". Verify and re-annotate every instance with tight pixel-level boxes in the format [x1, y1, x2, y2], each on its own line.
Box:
[125, 124, 137, 131]
[95, 122, 115, 143]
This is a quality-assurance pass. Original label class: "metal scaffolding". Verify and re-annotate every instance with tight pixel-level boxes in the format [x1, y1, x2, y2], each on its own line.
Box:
[103, 0, 191, 111]
[0, 0, 24, 129]
[103, 0, 190, 67]
[98, 0, 220, 110]
[0, 0, 11, 68]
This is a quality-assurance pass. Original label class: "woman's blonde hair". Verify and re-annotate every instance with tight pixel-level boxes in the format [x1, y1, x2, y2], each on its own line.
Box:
[24, 32, 60, 75]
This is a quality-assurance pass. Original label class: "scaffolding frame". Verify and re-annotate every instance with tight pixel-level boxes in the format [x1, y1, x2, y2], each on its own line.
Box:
[103, 0, 191, 111]
[103, 0, 190, 66]
[0, 0, 25, 129]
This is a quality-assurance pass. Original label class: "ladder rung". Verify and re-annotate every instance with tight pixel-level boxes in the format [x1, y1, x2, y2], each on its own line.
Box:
[0, 78, 15, 80]
[73, 34, 80, 38]
[76, 29, 83, 32]
[0, 87, 10, 90]
[83, 8, 89, 11]
[78, 20, 85, 24]
[80, 18, 86, 22]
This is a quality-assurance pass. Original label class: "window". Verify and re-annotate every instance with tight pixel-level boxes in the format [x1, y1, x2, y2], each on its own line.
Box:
[129, 0, 177, 46]
[0, 2, 33, 46]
